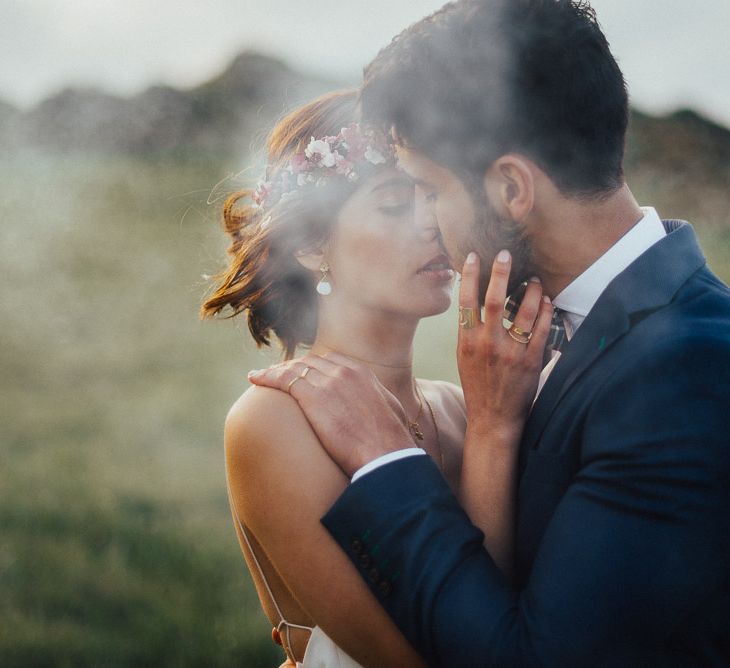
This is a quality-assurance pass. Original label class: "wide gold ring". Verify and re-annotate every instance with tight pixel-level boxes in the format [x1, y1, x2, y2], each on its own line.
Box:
[300, 366, 312, 379]
[507, 324, 532, 345]
[286, 376, 303, 393]
[459, 306, 478, 329]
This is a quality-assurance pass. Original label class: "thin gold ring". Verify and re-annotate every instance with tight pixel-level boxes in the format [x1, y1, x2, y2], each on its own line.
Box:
[459, 306, 478, 329]
[507, 326, 531, 345]
[300, 366, 312, 379]
[286, 376, 303, 393]
[510, 324, 532, 338]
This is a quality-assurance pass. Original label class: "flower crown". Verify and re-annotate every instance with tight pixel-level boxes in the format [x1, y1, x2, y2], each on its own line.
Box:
[252, 124, 395, 210]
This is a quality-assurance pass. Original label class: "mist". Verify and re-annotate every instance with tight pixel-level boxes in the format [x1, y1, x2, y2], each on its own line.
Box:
[1, 0, 729, 664]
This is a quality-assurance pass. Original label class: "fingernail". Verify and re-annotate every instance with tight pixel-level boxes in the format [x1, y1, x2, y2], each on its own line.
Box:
[496, 249, 511, 263]
[529, 276, 541, 283]
[247, 369, 260, 377]
[543, 295, 552, 303]
[466, 252, 477, 265]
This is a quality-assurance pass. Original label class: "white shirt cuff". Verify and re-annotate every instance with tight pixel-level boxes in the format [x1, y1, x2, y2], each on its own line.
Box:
[351, 448, 427, 483]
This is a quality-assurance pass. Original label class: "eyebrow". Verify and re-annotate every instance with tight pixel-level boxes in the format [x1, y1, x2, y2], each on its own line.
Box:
[370, 177, 414, 193]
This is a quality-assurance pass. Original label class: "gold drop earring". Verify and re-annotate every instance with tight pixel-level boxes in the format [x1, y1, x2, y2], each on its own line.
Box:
[316, 261, 332, 296]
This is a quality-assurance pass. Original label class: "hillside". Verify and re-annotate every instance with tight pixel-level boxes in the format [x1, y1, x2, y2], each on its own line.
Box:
[626, 109, 730, 226]
[0, 52, 339, 158]
[1, 52, 729, 210]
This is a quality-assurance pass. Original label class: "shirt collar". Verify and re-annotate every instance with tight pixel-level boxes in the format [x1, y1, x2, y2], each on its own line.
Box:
[553, 207, 666, 326]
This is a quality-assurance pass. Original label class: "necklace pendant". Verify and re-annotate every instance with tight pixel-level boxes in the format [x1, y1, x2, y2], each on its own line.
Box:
[408, 422, 424, 440]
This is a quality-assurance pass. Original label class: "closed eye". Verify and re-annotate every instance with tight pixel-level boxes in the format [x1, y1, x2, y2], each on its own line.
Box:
[378, 202, 413, 216]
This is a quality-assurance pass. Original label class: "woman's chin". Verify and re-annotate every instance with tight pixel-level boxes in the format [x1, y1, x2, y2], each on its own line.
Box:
[416, 292, 453, 318]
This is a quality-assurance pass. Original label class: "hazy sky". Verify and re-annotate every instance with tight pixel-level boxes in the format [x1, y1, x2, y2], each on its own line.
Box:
[2, 0, 729, 126]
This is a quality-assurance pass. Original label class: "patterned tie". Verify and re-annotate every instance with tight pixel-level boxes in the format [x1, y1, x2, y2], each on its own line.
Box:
[547, 307, 567, 353]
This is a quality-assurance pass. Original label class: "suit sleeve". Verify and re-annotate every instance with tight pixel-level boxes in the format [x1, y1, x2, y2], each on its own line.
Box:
[321, 335, 730, 666]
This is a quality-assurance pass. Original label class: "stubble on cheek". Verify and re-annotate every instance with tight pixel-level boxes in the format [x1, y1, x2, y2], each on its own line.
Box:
[465, 204, 535, 298]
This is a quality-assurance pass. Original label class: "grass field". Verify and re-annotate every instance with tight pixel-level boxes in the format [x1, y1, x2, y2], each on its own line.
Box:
[1, 152, 728, 667]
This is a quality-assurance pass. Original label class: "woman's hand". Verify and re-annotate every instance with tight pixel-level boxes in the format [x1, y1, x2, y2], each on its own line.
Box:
[456, 250, 553, 578]
[457, 250, 553, 441]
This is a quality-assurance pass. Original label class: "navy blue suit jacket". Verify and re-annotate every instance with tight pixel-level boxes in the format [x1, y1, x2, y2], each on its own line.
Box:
[322, 221, 730, 666]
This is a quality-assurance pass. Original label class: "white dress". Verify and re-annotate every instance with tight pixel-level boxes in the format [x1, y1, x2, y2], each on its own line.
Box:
[227, 485, 363, 667]
[298, 626, 363, 668]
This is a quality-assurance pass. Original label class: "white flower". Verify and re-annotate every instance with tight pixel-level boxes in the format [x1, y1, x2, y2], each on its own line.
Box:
[364, 146, 386, 165]
[305, 138, 336, 167]
[280, 191, 295, 204]
[305, 138, 326, 156]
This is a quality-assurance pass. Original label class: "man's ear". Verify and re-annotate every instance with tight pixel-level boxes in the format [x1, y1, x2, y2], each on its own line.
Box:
[294, 246, 326, 272]
[483, 154, 535, 222]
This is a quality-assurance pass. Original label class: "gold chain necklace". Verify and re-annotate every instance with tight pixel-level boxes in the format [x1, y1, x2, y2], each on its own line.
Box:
[315, 346, 412, 370]
[409, 380, 444, 474]
[407, 378, 425, 440]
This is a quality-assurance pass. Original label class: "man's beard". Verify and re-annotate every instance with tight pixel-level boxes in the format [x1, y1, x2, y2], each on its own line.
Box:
[458, 189, 535, 298]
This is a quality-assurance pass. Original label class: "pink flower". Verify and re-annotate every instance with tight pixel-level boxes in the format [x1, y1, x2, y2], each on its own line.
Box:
[335, 157, 354, 175]
[290, 152, 309, 173]
[252, 180, 271, 207]
[252, 124, 394, 210]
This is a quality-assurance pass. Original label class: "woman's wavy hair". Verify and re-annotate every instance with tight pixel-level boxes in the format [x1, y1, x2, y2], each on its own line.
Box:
[200, 89, 360, 359]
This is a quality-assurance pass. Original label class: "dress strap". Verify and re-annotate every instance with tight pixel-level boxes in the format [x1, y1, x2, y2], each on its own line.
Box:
[225, 470, 313, 660]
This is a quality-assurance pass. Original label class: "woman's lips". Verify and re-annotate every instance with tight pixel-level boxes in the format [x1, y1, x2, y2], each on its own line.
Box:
[417, 254, 455, 281]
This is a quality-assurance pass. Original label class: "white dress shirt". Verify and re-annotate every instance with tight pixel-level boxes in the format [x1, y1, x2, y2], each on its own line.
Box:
[351, 207, 667, 483]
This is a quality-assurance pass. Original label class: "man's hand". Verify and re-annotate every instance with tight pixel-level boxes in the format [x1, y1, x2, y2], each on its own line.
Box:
[247, 352, 414, 477]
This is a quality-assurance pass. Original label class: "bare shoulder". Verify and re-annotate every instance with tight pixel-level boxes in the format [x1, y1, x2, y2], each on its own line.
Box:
[226, 385, 308, 447]
[224, 385, 325, 475]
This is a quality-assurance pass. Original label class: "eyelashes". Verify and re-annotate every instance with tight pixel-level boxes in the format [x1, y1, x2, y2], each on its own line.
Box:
[378, 202, 413, 216]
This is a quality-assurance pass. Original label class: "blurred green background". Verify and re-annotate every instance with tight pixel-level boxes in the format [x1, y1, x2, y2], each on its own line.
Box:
[1, 52, 730, 667]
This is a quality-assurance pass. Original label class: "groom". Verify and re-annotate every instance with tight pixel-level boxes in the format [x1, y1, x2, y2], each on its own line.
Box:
[251, 0, 730, 665]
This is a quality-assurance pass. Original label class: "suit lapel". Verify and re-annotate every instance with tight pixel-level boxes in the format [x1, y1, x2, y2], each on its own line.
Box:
[520, 220, 706, 456]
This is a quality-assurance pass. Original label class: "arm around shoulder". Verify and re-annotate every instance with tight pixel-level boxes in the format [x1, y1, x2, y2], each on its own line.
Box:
[322, 335, 730, 666]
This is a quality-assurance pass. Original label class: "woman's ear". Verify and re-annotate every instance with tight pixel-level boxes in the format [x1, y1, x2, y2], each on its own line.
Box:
[294, 247, 326, 272]
[483, 154, 535, 222]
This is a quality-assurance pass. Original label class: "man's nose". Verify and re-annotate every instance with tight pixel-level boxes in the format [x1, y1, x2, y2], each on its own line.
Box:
[413, 196, 440, 240]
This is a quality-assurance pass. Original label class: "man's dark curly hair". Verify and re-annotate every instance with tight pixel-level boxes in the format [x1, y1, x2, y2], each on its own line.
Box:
[361, 0, 628, 198]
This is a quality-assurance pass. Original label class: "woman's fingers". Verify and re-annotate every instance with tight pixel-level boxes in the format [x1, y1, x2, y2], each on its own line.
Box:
[482, 250, 512, 335]
[458, 252, 483, 346]
[510, 276, 543, 337]
[459, 252, 483, 321]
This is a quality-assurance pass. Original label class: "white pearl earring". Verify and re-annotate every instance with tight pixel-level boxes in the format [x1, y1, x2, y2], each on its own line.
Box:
[316, 262, 332, 296]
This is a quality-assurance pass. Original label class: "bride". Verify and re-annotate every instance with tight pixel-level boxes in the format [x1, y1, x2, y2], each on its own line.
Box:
[201, 89, 548, 666]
